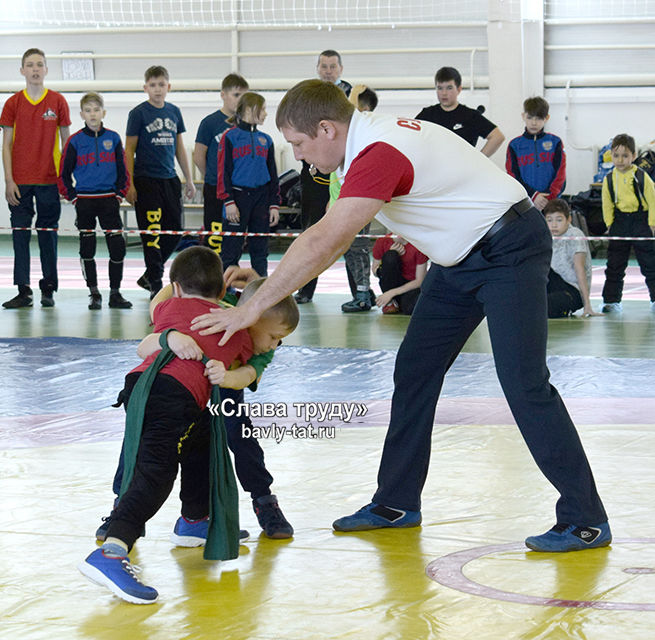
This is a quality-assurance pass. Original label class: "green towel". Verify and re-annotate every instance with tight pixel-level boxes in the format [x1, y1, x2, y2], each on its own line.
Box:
[203, 353, 240, 561]
[119, 329, 239, 561]
[118, 329, 176, 498]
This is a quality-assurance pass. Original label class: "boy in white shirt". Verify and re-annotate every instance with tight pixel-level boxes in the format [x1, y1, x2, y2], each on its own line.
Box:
[544, 199, 600, 318]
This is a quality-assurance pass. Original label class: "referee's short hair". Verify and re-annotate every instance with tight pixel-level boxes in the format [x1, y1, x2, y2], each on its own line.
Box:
[276, 79, 354, 137]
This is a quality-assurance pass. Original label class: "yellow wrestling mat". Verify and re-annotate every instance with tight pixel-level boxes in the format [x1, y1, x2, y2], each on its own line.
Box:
[2, 423, 654, 640]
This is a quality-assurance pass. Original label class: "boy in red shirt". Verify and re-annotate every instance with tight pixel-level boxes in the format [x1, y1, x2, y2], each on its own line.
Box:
[1, 48, 71, 308]
[79, 246, 253, 604]
[372, 234, 428, 314]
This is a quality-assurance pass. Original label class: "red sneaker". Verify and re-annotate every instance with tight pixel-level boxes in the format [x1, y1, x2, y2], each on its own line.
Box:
[382, 300, 400, 314]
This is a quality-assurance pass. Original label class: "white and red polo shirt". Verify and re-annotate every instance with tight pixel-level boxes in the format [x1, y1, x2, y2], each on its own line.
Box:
[338, 110, 527, 266]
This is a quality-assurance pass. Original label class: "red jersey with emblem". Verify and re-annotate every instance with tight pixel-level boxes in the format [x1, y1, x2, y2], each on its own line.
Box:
[372, 235, 429, 282]
[0, 89, 71, 184]
[130, 297, 254, 407]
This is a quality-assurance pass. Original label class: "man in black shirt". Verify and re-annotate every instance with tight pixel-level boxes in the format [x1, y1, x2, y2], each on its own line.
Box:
[416, 66, 505, 158]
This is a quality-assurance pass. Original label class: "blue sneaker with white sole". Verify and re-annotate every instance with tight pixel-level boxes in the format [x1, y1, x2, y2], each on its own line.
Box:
[332, 503, 422, 532]
[525, 522, 612, 552]
[78, 544, 158, 604]
[170, 516, 250, 546]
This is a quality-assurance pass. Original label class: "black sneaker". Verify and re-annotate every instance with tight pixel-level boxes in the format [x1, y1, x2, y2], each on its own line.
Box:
[40, 281, 55, 307]
[96, 509, 146, 542]
[95, 514, 113, 542]
[294, 293, 312, 304]
[341, 291, 372, 313]
[3, 288, 33, 309]
[253, 494, 294, 539]
[136, 273, 151, 291]
[109, 292, 133, 309]
[41, 291, 55, 307]
[149, 285, 162, 301]
[88, 293, 102, 310]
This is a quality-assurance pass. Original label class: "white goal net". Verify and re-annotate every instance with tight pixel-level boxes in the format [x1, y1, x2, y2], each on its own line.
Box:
[545, 0, 655, 19]
[2, 0, 490, 29]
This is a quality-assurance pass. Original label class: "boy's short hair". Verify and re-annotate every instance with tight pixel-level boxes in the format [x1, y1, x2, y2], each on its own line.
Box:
[523, 96, 549, 119]
[611, 133, 636, 155]
[276, 79, 355, 137]
[169, 246, 224, 299]
[22, 48, 46, 66]
[239, 278, 300, 331]
[80, 92, 104, 109]
[543, 198, 571, 218]
[221, 73, 249, 91]
[144, 65, 169, 82]
[435, 66, 462, 87]
[318, 49, 342, 65]
[228, 91, 265, 125]
[358, 88, 378, 112]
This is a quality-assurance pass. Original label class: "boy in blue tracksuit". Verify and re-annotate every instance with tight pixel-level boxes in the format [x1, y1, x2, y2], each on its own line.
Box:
[505, 96, 566, 212]
[59, 92, 132, 309]
[217, 92, 280, 277]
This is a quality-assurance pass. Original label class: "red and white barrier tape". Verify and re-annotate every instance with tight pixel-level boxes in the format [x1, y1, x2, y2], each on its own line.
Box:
[2, 226, 655, 242]
[4, 226, 303, 238]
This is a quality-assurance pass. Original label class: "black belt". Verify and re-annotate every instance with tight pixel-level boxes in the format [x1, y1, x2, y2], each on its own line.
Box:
[470, 198, 534, 254]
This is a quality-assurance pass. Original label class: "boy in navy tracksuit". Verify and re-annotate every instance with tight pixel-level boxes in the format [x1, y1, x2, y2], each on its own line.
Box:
[217, 92, 280, 277]
[59, 92, 132, 309]
[505, 96, 566, 212]
[193, 73, 249, 257]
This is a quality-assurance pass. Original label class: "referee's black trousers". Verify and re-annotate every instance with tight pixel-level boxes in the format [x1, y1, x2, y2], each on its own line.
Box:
[373, 206, 608, 526]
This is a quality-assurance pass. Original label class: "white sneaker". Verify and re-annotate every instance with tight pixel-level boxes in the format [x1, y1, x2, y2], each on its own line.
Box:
[601, 302, 623, 313]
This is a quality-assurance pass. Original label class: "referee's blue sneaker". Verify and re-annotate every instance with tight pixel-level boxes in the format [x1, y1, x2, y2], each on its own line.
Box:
[332, 503, 422, 532]
[525, 522, 612, 552]
[78, 544, 158, 604]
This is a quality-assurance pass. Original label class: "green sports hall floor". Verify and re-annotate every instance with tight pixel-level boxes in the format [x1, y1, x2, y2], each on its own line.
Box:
[2, 235, 655, 357]
[2, 235, 655, 640]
